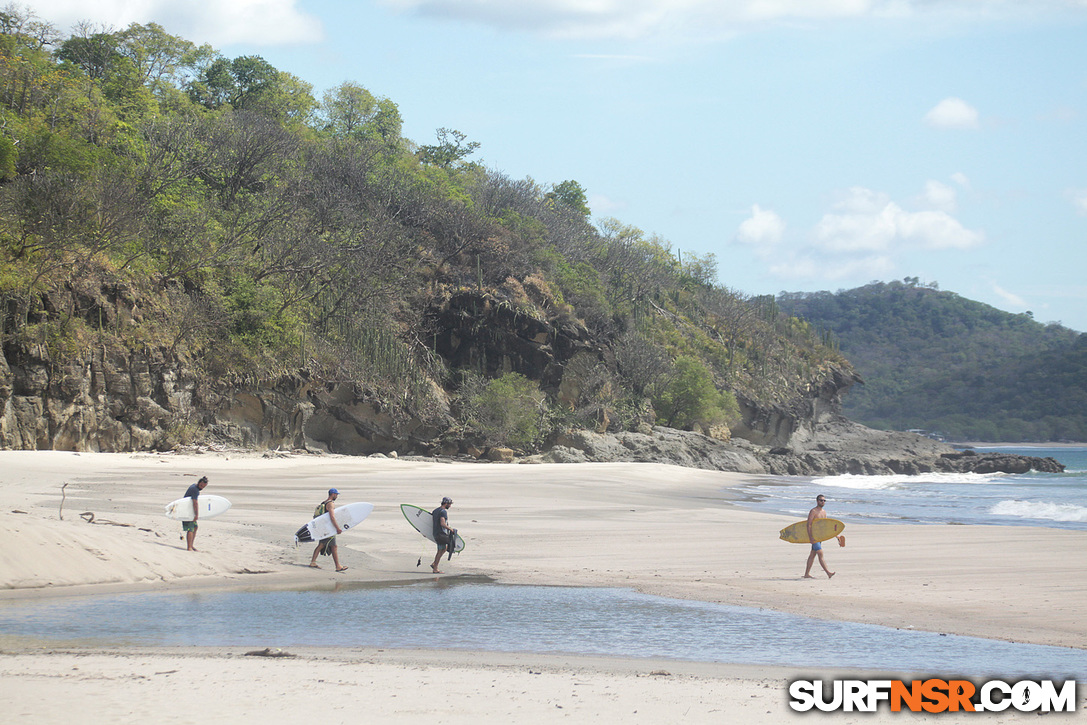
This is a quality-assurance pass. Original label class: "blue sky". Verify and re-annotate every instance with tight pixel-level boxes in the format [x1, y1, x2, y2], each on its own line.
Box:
[28, 0, 1087, 331]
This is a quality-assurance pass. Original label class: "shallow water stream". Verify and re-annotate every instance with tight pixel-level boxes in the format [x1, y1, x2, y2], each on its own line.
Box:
[1, 578, 1082, 680]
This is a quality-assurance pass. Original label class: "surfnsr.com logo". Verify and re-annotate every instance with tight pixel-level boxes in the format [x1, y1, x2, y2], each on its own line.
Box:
[788, 679, 1078, 713]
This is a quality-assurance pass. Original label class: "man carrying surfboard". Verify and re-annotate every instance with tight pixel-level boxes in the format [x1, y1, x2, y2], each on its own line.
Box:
[430, 497, 456, 574]
[803, 495, 836, 579]
[182, 476, 209, 551]
[309, 488, 348, 572]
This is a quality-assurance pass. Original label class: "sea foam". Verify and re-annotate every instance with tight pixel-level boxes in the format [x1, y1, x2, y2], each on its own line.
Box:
[812, 472, 996, 490]
[990, 499, 1087, 523]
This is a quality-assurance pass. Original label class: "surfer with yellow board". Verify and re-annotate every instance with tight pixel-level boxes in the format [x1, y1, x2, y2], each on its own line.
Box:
[777, 497, 846, 577]
[804, 494, 835, 579]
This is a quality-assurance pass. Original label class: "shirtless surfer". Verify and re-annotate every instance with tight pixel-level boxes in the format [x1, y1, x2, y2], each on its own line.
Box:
[803, 494, 836, 579]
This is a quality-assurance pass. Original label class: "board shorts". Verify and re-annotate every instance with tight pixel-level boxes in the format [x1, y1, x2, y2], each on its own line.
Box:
[182, 521, 197, 532]
[811, 541, 822, 551]
[318, 536, 337, 555]
[435, 532, 450, 547]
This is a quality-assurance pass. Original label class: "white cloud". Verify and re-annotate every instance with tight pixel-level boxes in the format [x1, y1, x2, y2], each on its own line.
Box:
[757, 184, 985, 284]
[1069, 188, 1087, 216]
[950, 172, 971, 189]
[924, 97, 980, 130]
[769, 252, 896, 282]
[379, 0, 1087, 40]
[814, 186, 984, 253]
[918, 180, 957, 212]
[26, 0, 323, 45]
[28, 0, 1087, 44]
[814, 192, 898, 253]
[588, 193, 627, 216]
[992, 284, 1027, 308]
[735, 204, 786, 249]
[897, 209, 984, 249]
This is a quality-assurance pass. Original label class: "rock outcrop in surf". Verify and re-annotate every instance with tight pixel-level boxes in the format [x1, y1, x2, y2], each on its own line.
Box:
[533, 420, 1064, 476]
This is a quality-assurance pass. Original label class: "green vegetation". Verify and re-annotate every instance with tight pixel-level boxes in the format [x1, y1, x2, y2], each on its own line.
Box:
[777, 280, 1087, 442]
[0, 7, 846, 452]
[457, 372, 547, 449]
[652, 355, 739, 430]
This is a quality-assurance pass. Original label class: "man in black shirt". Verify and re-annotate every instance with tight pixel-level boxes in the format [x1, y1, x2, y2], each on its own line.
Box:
[430, 497, 455, 574]
[182, 476, 208, 551]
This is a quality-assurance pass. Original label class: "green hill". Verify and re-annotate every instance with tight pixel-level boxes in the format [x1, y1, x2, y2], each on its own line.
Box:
[777, 280, 1087, 442]
[0, 10, 848, 453]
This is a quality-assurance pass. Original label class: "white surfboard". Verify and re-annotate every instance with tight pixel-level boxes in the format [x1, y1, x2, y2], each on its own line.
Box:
[294, 502, 374, 543]
[400, 503, 465, 553]
[164, 494, 232, 521]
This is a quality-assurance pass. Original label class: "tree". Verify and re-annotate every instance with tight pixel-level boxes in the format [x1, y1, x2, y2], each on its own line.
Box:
[546, 179, 590, 217]
[0, 4, 60, 50]
[465, 372, 546, 449]
[114, 22, 212, 97]
[187, 55, 315, 124]
[615, 329, 671, 397]
[320, 81, 402, 143]
[55, 25, 119, 81]
[0, 135, 16, 180]
[225, 55, 278, 108]
[418, 127, 479, 168]
[652, 355, 739, 430]
[198, 109, 298, 204]
[595, 218, 681, 311]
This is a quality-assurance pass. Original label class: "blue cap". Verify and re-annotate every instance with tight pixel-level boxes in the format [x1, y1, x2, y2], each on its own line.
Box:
[329, 488, 339, 495]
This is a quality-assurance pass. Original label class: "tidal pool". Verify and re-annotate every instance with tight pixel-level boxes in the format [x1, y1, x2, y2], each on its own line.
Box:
[1, 578, 1082, 680]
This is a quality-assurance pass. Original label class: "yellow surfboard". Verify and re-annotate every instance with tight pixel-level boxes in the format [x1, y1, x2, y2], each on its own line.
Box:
[779, 518, 845, 544]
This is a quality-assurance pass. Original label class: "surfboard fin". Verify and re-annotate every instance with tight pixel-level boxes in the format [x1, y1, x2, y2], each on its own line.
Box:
[416, 557, 421, 567]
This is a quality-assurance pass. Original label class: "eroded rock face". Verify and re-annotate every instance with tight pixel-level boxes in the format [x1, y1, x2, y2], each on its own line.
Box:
[0, 345, 197, 451]
[731, 364, 862, 449]
[0, 287, 597, 456]
[0, 343, 445, 455]
[426, 290, 595, 389]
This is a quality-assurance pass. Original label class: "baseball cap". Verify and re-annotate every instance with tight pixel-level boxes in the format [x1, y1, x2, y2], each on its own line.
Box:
[329, 488, 339, 495]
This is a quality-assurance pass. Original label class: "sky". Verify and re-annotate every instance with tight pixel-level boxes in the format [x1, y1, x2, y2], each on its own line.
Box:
[24, 0, 1087, 332]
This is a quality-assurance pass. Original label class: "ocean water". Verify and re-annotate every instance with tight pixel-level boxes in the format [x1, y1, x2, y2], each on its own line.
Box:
[735, 446, 1087, 531]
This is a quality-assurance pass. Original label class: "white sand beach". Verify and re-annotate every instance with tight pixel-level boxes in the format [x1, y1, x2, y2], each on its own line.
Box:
[0, 450, 1083, 722]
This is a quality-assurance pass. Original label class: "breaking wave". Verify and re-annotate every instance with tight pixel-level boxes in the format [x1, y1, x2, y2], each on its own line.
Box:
[812, 472, 997, 490]
[989, 499, 1087, 523]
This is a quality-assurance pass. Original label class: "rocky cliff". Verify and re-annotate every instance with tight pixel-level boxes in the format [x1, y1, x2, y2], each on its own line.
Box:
[0, 341, 442, 456]
[0, 334, 1063, 476]
[0, 279, 1066, 476]
[0, 287, 593, 457]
